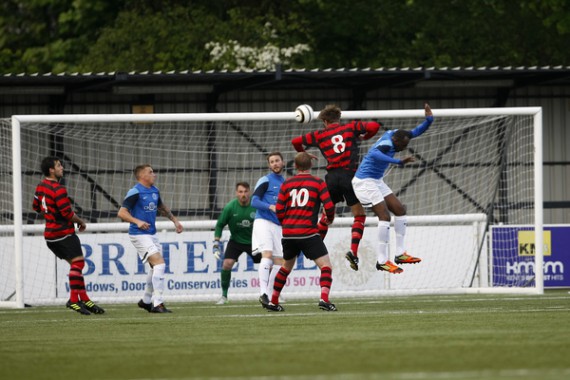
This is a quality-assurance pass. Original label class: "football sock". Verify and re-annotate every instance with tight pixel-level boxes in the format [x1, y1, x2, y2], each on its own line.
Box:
[394, 215, 407, 256]
[221, 269, 231, 298]
[350, 215, 366, 256]
[318, 214, 329, 240]
[319, 266, 332, 303]
[152, 263, 166, 306]
[69, 259, 88, 302]
[143, 268, 154, 304]
[377, 221, 391, 263]
[268, 264, 281, 297]
[271, 267, 290, 304]
[258, 257, 273, 296]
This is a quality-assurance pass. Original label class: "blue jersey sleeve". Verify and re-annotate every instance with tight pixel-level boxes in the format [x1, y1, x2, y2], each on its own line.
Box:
[410, 116, 434, 138]
[251, 181, 270, 210]
[369, 147, 402, 165]
[122, 188, 139, 210]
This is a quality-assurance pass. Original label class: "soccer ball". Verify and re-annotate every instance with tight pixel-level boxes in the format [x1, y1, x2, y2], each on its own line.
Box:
[295, 104, 314, 124]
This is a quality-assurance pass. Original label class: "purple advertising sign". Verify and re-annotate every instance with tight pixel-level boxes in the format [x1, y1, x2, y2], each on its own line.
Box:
[491, 225, 569, 287]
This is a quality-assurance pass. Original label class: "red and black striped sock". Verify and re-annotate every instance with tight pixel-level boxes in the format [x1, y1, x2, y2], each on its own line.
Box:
[350, 215, 366, 256]
[271, 267, 291, 304]
[320, 266, 332, 303]
[69, 259, 90, 302]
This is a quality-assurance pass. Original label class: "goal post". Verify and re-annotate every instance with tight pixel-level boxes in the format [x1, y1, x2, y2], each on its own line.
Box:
[0, 107, 543, 308]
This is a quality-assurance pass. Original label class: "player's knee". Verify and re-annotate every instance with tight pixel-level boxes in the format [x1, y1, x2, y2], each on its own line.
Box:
[71, 258, 85, 270]
[393, 204, 407, 216]
[222, 259, 235, 270]
[377, 211, 390, 222]
[354, 214, 366, 227]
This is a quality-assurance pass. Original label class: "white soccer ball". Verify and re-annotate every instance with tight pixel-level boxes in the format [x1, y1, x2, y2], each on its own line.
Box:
[295, 104, 314, 124]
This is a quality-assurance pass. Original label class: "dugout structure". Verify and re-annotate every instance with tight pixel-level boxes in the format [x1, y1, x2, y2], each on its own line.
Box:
[0, 107, 543, 308]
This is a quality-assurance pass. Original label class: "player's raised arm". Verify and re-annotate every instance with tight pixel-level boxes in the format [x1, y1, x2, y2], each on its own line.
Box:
[410, 102, 434, 138]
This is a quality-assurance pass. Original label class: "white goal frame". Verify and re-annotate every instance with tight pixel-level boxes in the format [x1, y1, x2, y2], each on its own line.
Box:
[3, 107, 543, 308]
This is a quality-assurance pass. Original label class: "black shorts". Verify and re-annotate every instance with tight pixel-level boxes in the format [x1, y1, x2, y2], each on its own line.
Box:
[325, 169, 359, 206]
[282, 235, 328, 261]
[224, 240, 261, 264]
[46, 234, 84, 261]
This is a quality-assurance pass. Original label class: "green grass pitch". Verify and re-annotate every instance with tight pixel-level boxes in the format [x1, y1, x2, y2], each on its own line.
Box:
[1, 290, 569, 380]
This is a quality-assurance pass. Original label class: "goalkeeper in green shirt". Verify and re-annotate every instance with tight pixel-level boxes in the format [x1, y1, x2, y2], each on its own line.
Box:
[213, 182, 259, 304]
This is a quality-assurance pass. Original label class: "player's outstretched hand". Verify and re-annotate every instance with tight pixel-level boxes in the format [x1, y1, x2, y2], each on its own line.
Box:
[401, 156, 416, 165]
[425, 103, 432, 117]
[213, 241, 223, 260]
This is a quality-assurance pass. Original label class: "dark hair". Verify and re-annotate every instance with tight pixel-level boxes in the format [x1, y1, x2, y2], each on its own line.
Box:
[266, 151, 283, 162]
[40, 156, 59, 176]
[294, 152, 313, 171]
[235, 181, 250, 190]
[134, 164, 152, 179]
[318, 105, 341, 123]
[393, 129, 412, 141]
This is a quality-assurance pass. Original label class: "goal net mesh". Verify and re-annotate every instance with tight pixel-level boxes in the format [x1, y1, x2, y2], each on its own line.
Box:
[0, 110, 537, 305]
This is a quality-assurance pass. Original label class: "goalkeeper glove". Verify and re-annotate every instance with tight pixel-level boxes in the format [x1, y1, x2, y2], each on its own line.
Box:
[213, 240, 223, 260]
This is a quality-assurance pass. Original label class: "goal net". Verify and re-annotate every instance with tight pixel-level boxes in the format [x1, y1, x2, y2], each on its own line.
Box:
[0, 107, 543, 308]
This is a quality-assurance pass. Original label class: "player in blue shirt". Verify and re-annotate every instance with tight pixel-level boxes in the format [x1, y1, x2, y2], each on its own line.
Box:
[353, 103, 433, 274]
[251, 152, 285, 308]
[118, 164, 183, 313]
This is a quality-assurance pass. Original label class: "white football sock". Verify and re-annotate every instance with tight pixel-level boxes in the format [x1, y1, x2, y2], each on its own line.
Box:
[143, 267, 154, 304]
[377, 221, 390, 263]
[258, 257, 273, 296]
[394, 215, 407, 256]
[152, 263, 166, 306]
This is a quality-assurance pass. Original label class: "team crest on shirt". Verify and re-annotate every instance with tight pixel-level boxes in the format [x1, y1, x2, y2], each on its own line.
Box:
[144, 202, 157, 211]
[240, 220, 252, 228]
[152, 193, 158, 200]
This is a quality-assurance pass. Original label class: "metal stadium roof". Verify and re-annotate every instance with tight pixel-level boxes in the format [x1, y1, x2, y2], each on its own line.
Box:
[1, 66, 570, 94]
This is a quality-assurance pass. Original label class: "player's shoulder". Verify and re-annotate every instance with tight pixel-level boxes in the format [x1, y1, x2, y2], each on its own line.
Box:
[312, 175, 326, 186]
[255, 175, 269, 185]
[36, 178, 54, 189]
[126, 185, 142, 197]
[378, 130, 395, 143]
[49, 180, 67, 192]
[226, 198, 239, 208]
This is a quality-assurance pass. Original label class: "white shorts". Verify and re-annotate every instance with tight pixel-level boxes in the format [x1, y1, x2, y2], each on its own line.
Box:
[352, 177, 393, 208]
[129, 234, 162, 263]
[252, 218, 283, 258]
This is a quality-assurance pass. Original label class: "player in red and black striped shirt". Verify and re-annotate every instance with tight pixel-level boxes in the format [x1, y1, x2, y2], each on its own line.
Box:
[291, 104, 380, 271]
[32, 156, 104, 315]
[267, 152, 337, 312]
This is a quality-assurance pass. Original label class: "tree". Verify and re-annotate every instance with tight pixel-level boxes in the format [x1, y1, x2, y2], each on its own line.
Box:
[79, 1, 313, 72]
[0, 0, 125, 72]
[1, 0, 569, 73]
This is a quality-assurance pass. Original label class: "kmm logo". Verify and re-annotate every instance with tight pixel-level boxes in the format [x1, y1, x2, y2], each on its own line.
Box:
[518, 230, 551, 256]
[506, 260, 564, 274]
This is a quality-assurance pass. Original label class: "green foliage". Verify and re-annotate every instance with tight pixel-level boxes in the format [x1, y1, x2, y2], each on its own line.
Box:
[0, 0, 569, 73]
[77, 4, 220, 72]
[0, 0, 125, 72]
